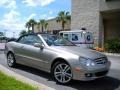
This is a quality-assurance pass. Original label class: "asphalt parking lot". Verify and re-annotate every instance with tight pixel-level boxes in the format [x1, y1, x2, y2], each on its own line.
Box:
[0, 51, 120, 90]
[0, 43, 5, 50]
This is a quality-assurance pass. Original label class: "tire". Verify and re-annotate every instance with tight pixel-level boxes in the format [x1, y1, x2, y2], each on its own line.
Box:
[7, 53, 16, 67]
[52, 62, 72, 84]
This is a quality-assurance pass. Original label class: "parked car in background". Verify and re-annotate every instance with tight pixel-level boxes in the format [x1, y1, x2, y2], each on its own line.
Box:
[7, 38, 17, 42]
[0, 33, 8, 43]
[0, 33, 6, 40]
[59, 30, 94, 49]
[5, 33, 111, 84]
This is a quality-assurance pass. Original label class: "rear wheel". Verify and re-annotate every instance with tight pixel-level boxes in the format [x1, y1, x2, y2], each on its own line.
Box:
[7, 53, 16, 67]
[52, 62, 72, 84]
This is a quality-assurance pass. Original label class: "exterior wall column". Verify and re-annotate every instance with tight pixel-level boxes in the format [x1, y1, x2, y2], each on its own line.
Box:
[71, 0, 101, 47]
[99, 14, 104, 48]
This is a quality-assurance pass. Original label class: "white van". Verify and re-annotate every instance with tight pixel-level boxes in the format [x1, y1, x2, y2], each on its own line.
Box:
[59, 30, 94, 48]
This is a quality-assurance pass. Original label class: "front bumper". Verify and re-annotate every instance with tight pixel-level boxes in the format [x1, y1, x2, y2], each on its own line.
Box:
[72, 61, 111, 81]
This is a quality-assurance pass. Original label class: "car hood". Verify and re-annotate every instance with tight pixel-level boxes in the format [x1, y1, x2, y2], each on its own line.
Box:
[51, 46, 106, 59]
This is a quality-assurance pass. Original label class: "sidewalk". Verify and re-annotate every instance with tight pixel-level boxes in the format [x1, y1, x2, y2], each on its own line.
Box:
[0, 64, 55, 90]
[103, 52, 120, 57]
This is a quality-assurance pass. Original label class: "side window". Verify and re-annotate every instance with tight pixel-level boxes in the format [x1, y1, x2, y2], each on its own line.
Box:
[18, 36, 27, 44]
[42, 35, 55, 46]
[25, 35, 43, 45]
[72, 34, 78, 41]
[18, 35, 43, 45]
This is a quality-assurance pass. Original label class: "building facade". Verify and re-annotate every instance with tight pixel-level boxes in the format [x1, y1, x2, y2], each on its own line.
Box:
[34, 18, 71, 34]
[71, 0, 120, 47]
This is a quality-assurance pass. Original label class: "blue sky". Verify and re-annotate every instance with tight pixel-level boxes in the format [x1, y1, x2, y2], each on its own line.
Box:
[0, 0, 71, 38]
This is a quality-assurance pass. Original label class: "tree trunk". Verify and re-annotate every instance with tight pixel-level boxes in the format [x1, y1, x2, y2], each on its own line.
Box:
[62, 22, 65, 31]
[42, 26, 44, 32]
[32, 24, 34, 33]
[28, 27, 30, 32]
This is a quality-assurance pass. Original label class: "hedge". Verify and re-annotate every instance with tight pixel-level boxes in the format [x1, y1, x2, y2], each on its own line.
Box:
[105, 39, 120, 53]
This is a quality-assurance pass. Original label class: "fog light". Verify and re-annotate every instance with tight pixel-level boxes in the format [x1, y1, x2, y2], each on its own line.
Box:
[85, 73, 93, 77]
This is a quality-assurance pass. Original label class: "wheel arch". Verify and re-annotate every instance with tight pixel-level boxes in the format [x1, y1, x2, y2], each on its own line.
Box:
[7, 51, 15, 57]
[51, 58, 70, 73]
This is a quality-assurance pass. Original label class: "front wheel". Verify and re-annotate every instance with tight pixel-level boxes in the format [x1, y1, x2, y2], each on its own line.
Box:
[7, 53, 16, 67]
[52, 62, 72, 84]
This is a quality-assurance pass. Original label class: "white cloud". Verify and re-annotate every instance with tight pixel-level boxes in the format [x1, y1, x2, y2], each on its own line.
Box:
[0, 0, 16, 9]
[39, 14, 47, 19]
[7, 0, 16, 9]
[22, 0, 55, 7]
[3, 10, 20, 21]
[27, 13, 37, 21]
[0, 11, 39, 37]
[49, 11, 53, 15]
[0, 10, 25, 37]
[39, 12, 55, 20]
[47, 16, 54, 20]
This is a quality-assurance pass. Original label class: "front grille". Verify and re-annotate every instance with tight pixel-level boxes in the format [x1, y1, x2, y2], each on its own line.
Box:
[94, 57, 107, 65]
[95, 70, 108, 77]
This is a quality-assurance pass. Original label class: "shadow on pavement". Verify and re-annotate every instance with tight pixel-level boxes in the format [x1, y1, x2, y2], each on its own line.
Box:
[15, 64, 52, 80]
[66, 77, 120, 90]
[14, 64, 120, 90]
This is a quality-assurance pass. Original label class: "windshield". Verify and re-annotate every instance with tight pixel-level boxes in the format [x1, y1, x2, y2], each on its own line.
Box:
[41, 34, 75, 46]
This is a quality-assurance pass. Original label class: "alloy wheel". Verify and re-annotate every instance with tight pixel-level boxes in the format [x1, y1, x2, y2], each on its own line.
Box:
[54, 63, 72, 84]
[7, 53, 16, 67]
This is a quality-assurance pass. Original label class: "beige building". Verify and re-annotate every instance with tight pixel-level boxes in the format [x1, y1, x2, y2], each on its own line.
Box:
[35, 0, 120, 47]
[34, 18, 71, 34]
[71, 0, 120, 47]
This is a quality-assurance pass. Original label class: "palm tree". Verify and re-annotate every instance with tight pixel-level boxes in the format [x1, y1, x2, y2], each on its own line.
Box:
[37, 22, 41, 32]
[25, 19, 37, 33]
[45, 22, 48, 30]
[28, 30, 33, 34]
[39, 19, 48, 32]
[56, 11, 71, 31]
[19, 30, 27, 36]
[25, 22, 30, 31]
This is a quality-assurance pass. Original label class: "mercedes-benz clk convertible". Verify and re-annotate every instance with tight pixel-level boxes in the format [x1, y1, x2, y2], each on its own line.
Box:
[5, 33, 111, 84]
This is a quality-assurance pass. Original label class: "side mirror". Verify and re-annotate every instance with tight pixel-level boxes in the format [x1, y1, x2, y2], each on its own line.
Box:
[33, 43, 44, 50]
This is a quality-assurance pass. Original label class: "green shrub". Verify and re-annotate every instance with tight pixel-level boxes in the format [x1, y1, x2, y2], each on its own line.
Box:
[105, 39, 120, 53]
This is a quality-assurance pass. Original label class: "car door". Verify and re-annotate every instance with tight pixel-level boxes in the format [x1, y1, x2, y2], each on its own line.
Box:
[18, 35, 45, 69]
[13, 35, 29, 64]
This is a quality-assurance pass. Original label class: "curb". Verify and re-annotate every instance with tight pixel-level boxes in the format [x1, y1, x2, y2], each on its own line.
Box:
[103, 53, 120, 57]
[0, 49, 5, 51]
[0, 64, 55, 90]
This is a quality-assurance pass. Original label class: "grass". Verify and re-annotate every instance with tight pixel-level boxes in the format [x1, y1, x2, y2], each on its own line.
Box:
[0, 71, 38, 90]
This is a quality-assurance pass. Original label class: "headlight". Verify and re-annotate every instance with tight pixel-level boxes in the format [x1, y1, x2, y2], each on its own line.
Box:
[79, 57, 95, 67]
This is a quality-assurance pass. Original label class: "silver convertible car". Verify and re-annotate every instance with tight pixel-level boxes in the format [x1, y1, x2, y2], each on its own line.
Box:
[5, 33, 111, 84]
